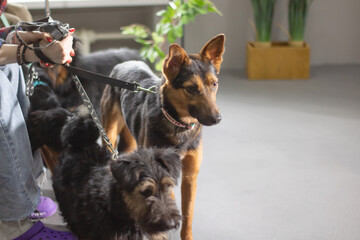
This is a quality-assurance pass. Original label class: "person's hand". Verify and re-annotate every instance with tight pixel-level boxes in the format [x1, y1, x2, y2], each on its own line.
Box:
[39, 31, 75, 67]
[14, 31, 53, 44]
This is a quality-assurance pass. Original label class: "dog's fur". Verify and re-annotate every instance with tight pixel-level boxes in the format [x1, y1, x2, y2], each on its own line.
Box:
[101, 34, 225, 240]
[25, 67, 71, 171]
[26, 72, 66, 152]
[51, 109, 182, 239]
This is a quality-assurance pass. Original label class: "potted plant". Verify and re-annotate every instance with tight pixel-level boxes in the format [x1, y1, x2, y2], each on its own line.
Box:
[121, 0, 221, 72]
[250, 0, 276, 47]
[247, 0, 311, 79]
[288, 0, 313, 47]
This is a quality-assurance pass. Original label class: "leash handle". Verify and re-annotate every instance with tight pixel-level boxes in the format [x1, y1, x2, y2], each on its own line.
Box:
[16, 17, 70, 41]
[68, 70, 119, 159]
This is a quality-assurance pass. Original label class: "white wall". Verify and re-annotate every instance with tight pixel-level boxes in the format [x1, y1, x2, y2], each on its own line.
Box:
[184, 0, 360, 70]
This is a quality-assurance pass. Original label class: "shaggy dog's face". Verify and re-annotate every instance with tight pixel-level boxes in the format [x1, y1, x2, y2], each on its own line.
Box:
[111, 148, 181, 233]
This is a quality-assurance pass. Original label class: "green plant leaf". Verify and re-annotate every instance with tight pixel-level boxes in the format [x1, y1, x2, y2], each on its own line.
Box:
[156, 22, 172, 35]
[134, 38, 152, 46]
[145, 47, 159, 63]
[121, 25, 149, 39]
[288, 0, 312, 41]
[169, 1, 177, 10]
[151, 32, 165, 45]
[250, 0, 276, 41]
[155, 60, 164, 72]
[207, 5, 222, 15]
[154, 45, 166, 59]
[167, 28, 177, 43]
[171, 24, 182, 39]
[156, 9, 166, 17]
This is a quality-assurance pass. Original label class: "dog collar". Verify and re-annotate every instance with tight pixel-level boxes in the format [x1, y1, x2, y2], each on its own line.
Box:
[33, 80, 48, 87]
[161, 108, 196, 130]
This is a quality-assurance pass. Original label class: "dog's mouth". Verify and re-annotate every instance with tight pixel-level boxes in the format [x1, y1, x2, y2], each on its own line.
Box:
[199, 114, 222, 126]
[189, 106, 222, 126]
[141, 217, 181, 234]
[140, 197, 181, 233]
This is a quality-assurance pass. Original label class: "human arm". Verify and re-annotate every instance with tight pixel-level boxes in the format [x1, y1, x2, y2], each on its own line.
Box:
[0, 30, 74, 65]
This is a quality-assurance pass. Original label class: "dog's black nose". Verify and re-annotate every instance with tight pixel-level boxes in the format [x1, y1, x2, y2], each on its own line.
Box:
[210, 114, 222, 125]
[215, 115, 222, 124]
[200, 114, 222, 126]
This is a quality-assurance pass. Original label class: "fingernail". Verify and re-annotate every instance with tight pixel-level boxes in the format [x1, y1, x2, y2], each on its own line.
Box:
[66, 59, 72, 63]
[70, 51, 75, 57]
[46, 37, 53, 42]
[69, 28, 75, 33]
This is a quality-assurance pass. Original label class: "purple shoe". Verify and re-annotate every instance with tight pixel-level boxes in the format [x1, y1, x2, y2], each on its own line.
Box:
[29, 196, 57, 219]
[13, 221, 78, 240]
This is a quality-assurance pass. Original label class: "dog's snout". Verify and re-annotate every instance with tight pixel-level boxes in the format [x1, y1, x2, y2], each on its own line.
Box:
[142, 196, 181, 233]
[206, 113, 222, 126]
[215, 114, 222, 124]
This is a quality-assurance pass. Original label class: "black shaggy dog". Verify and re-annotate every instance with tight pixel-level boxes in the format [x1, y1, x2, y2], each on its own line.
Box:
[52, 109, 182, 240]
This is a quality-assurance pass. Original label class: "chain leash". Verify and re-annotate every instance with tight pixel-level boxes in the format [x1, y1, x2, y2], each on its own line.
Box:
[70, 73, 119, 160]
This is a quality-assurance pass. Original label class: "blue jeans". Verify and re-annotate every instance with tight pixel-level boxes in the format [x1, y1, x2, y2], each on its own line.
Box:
[0, 64, 43, 221]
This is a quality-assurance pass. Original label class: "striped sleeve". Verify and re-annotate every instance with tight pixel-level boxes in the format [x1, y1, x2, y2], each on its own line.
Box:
[0, 26, 15, 47]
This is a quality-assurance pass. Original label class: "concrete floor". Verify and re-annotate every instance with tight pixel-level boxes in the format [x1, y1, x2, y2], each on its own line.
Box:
[43, 65, 360, 240]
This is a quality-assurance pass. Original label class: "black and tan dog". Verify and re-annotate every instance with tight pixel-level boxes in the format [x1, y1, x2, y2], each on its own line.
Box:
[51, 108, 182, 239]
[101, 34, 225, 240]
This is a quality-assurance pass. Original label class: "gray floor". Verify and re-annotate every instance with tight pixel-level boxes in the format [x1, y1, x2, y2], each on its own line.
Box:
[43, 65, 360, 240]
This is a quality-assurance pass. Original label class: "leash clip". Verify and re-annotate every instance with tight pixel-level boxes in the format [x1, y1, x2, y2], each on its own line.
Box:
[133, 82, 157, 94]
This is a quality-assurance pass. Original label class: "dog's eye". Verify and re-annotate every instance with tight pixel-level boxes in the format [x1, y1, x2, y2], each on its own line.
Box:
[141, 187, 154, 197]
[185, 86, 198, 94]
[211, 82, 218, 90]
[163, 183, 172, 192]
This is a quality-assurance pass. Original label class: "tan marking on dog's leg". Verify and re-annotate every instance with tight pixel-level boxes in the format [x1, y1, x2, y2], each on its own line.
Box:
[118, 125, 137, 153]
[180, 141, 203, 240]
[102, 101, 123, 149]
[40, 145, 60, 174]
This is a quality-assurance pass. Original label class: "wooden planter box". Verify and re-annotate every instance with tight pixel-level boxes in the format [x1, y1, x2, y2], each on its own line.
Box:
[246, 42, 310, 80]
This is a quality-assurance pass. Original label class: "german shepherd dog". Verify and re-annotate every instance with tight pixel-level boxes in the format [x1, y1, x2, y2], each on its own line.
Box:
[101, 34, 225, 240]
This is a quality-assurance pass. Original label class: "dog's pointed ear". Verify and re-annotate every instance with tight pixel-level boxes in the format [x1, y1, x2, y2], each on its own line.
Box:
[110, 160, 142, 191]
[153, 148, 181, 183]
[199, 34, 225, 74]
[163, 44, 190, 82]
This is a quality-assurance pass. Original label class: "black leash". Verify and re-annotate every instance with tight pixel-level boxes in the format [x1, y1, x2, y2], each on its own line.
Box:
[64, 65, 157, 94]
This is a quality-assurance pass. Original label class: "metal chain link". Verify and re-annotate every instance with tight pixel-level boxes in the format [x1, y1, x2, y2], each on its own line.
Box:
[25, 63, 38, 97]
[70, 73, 119, 160]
